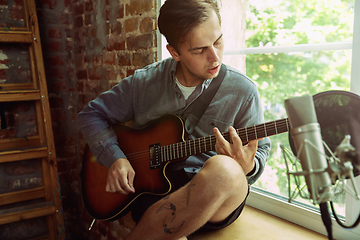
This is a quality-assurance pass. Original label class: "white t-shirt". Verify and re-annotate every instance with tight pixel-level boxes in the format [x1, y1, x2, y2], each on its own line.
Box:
[175, 76, 196, 100]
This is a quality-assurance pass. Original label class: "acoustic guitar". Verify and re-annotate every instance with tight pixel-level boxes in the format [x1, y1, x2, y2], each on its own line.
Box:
[81, 114, 290, 221]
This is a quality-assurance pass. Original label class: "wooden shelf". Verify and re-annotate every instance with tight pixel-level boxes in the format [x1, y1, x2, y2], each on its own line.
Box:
[0, 89, 41, 102]
[0, 0, 65, 238]
[0, 201, 55, 225]
[0, 146, 48, 163]
[0, 136, 41, 152]
[0, 187, 46, 206]
[0, 83, 35, 90]
[0, 31, 33, 43]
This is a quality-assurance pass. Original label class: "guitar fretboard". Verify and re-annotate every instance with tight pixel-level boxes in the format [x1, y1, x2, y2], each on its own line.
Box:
[159, 118, 290, 163]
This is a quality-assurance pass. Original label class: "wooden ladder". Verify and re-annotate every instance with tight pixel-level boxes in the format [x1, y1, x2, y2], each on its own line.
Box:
[0, 0, 65, 239]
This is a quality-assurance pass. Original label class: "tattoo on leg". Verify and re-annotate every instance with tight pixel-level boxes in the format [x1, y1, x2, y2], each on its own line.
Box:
[156, 202, 185, 234]
[186, 183, 196, 206]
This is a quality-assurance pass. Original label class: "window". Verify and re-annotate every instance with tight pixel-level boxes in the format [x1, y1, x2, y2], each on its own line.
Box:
[157, 0, 360, 239]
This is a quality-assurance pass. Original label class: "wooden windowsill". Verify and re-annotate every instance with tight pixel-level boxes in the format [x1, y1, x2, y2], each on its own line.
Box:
[190, 205, 329, 240]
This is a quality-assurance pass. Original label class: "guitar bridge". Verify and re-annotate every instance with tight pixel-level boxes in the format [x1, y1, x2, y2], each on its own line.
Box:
[149, 143, 161, 169]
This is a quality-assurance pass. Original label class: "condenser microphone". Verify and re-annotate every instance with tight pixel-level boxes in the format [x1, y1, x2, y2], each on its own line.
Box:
[285, 94, 334, 204]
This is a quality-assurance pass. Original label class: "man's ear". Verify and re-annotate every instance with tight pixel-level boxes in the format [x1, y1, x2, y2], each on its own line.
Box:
[166, 44, 180, 61]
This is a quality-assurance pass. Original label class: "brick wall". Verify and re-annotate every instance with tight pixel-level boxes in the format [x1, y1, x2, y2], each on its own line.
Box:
[36, 0, 158, 239]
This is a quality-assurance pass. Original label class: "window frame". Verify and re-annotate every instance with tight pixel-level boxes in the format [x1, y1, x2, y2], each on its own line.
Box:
[156, 0, 360, 239]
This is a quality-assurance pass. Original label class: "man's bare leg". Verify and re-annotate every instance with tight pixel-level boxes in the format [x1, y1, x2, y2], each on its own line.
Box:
[125, 155, 248, 240]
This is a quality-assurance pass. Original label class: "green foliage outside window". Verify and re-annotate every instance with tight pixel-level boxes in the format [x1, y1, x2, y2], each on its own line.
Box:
[245, 0, 354, 210]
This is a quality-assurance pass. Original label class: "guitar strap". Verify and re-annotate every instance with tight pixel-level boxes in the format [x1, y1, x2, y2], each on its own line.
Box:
[183, 64, 227, 134]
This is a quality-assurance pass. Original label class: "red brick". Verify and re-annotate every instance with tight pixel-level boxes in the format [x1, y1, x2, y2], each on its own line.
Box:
[118, 53, 131, 66]
[61, 12, 70, 25]
[111, 21, 122, 35]
[78, 93, 88, 106]
[57, 160, 67, 173]
[54, 133, 77, 149]
[64, 0, 71, 8]
[85, 80, 100, 92]
[84, 13, 92, 26]
[104, 67, 117, 81]
[45, 55, 64, 67]
[127, 69, 135, 77]
[126, 0, 153, 17]
[104, 52, 116, 65]
[107, 38, 125, 51]
[51, 121, 67, 137]
[106, 8, 110, 21]
[51, 109, 67, 123]
[48, 26, 62, 38]
[74, 16, 83, 29]
[76, 70, 88, 80]
[127, 33, 153, 50]
[140, 17, 154, 33]
[66, 67, 74, 79]
[133, 51, 155, 67]
[43, 41, 62, 52]
[74, 3, 85, 16]
[125, 18, 137, 33]
[38, 0, 57, 9]
[49, 80, 68, 93]
[45, 67, 64, 80]
[117, 4, 124, 19]
[85, 0, 94, 12]
[49, 96, 64, 108]
[88, 68, 101, 80]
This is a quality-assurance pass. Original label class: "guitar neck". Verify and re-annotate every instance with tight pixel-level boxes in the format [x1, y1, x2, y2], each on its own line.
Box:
[160, 118, 290, 163]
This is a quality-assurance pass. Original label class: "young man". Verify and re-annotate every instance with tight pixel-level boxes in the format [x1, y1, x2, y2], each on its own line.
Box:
[78, 0, 270, 239]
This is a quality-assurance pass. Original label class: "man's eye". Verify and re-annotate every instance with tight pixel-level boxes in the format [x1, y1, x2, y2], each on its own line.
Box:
[193, 49, 204, 54]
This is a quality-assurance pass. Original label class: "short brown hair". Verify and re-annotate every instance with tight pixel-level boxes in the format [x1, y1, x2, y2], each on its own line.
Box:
[158, 0, 221, 51]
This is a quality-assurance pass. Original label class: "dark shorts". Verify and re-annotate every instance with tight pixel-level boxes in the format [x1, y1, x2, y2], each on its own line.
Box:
[131, 168, 249, 232]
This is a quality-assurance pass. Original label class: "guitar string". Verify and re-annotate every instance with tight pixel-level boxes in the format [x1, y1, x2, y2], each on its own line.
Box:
[122, 121, 290, 163]
[123, 121, 290, 163]
[117, 121, 289, 165]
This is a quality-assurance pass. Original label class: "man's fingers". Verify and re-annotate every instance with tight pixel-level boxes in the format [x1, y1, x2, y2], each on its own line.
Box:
[213, 127, 228, 154]
[128, 172, 135, 192]
[213, 127, 225, 141]
[247, 139, 259, 151]
[228, 126, 242, 146]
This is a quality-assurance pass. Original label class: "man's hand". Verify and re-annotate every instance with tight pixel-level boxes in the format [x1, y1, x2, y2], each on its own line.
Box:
[106, 158, 135, 194]
[213, 126, 258, 175]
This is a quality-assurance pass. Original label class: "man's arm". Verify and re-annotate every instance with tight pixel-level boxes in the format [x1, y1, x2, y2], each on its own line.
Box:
[78, 76, 136, 193]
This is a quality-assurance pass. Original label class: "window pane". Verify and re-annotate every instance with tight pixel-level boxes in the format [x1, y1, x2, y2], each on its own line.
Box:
[246, 0, 355, 47]
[244, 0, 355, 217]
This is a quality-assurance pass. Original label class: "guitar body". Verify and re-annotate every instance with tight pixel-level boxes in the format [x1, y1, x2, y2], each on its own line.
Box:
[81, 115, 186, 221]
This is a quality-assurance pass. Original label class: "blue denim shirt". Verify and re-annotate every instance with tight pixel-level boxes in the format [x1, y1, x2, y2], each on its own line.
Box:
[78, 58, 271, 184]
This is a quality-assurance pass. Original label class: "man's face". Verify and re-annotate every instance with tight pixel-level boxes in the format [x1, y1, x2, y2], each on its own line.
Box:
[168, 10, 224, 85]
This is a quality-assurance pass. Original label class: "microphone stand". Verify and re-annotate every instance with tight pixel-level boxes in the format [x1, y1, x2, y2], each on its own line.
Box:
[281, 136, 360, 240]
[320, 202, 333, 240]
